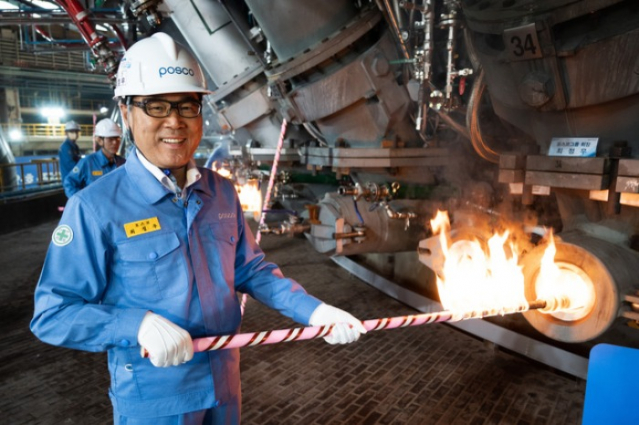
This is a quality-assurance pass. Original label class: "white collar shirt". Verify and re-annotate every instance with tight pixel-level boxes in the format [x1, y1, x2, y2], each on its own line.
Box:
[136, 149, 201, 199]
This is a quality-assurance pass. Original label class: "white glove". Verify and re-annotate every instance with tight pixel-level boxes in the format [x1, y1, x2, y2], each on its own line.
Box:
[137, 312, 194, 367]
[309, 303, 367, 344]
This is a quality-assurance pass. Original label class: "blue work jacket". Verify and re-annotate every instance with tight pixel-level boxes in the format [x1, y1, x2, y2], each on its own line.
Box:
[58, 138, 81, 181]
[31, 149, 321, 417]
[63, 149, 125, 197]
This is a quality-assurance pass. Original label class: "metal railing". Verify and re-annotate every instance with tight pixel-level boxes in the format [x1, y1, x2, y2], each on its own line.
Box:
[0, 158, 61, 193]
[0, 38, 89, 73]
[18, 93, 111, 113]
[1, 123, 94, 138]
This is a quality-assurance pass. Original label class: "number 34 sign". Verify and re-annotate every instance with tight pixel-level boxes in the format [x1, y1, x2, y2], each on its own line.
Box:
[503, 23, 543, 61]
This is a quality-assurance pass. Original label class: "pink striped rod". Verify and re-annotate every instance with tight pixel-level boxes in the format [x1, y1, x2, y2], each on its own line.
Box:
[255, 118, 288, 245]
[141, 303, 541, 357]
[240, 118, 288, 315]
[191, 303, 535, 353]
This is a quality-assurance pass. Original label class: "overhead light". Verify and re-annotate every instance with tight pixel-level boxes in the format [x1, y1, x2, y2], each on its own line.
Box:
[100, 106, 109, 114]
[9, 129, 23, 141]
[30, 1, 60, 10]
[0, 1, 19, 9]
[40, 106, 66, 119]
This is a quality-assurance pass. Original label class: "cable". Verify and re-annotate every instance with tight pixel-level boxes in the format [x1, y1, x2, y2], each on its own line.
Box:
[466, 68, 500, 163]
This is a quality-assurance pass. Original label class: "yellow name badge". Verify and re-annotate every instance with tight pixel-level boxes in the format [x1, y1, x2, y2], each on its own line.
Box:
[124, 217, 161, 238]
[92, 170, 104, 176]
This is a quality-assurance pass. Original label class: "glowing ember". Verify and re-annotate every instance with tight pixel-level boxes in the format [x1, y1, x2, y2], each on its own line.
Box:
[429, 210, 592, 316]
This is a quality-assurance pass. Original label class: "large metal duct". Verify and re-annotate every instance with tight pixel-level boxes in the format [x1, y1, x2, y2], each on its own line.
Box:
[245, 0, 359, 62]
[461, 0, 639, 154]
[162, 0, 314, 158]
[162, 0, 263, 100]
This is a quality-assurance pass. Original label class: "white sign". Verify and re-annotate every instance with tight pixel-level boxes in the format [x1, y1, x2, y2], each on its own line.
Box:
[503, 23, 543, 61]
[548, 137, 598, 157]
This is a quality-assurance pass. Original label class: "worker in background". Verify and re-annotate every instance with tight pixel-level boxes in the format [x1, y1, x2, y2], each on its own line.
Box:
[31, 32, 366, 425]
[58, 120, 82, 181]
[63, 118, 125, 198]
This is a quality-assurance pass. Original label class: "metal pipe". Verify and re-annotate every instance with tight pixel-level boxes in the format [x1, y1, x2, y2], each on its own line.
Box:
[302, 122, 328, 146]
[379, 0, 410, 59]
[105, 23, 128, 49]
[53, 0, 118, 78]
[19, 38, 119, 45]
[438, 1, 473, 109]
[33, 25, 53, 42]
[383, 204, 416, 220]
[0, 16, 129, 25]
[433, 108, 470, 140]
[392, 0, 404, 30]
[442, 12, 457, 101]
[528, 299, 546, 310]
[334, 230, 366, 240]
[415, 1, 433, 132]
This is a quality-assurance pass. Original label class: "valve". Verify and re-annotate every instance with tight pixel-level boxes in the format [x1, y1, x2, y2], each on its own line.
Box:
[337, 181, 400, 204]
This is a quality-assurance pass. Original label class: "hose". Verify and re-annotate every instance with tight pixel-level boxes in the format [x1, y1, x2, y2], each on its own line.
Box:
[466, 68, 500, 163]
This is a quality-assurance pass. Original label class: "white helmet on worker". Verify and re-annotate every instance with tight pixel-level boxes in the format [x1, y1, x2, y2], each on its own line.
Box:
[94, 118, 122, 138]
[65, 120, 81, 132]
[114, 32, 211, 98]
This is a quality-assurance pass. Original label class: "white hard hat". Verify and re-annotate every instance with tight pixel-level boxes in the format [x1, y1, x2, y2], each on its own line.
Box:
[94, 118, 122, 138]
[114, 32, 211, 98]
[65, 120, 81, 132]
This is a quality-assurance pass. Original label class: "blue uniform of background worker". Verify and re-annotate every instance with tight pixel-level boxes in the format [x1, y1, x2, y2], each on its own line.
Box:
[58, 120, 81, 181]
[31, 32, 366, 425]
[64, 118, 125, 197]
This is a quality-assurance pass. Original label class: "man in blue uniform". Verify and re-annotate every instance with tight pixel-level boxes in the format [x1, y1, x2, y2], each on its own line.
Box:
[31, 32, 366, 424]
[58, 119, 82, 181]
[64, 118, 125, 197]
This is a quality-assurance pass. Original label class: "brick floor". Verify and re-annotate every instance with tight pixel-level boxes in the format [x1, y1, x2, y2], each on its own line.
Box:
[0, 220, 586, 424]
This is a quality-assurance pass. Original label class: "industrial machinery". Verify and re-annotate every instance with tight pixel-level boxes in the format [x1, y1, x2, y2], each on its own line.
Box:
[7, 0, 639, 377]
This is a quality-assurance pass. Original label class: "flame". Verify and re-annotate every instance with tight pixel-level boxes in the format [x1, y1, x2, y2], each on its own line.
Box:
[431, 210, 451, 257]
[236, 179, 262, 214]
[430, 210, 592, 317]
[213, 163, 233, 179]
[212, 164, 262, 216]
[534, 232, 594, 319]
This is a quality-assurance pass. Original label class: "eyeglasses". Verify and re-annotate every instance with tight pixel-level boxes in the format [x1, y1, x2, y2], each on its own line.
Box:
[131, 99, 202, 118]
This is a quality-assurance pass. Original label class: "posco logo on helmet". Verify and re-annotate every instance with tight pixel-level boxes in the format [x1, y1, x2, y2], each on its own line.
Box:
[158, 66, 195, 78]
